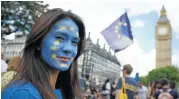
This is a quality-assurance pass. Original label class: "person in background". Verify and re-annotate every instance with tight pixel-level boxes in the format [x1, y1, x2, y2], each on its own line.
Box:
[101, 79, 111, 99]
[115, 64, 138, 99]
[155, 80, 162, 90]
[96, 88, 102, 99]
[153, 78, 179, 99]
[170, 81, 175, 90]
[1, 52, 8, 74]
[151, 80, 161, 96]
[85, 75, 91, 89]
[91, 87, 97, 99]
[1, 56, 21, 91]
[85, 86, 91, 99]
[138, 82, 148, 99]
[148, 81, 155, 99]
[79, 75, 86, 94]
[111, 79, 118, 99]
[170, 81, 179, 98]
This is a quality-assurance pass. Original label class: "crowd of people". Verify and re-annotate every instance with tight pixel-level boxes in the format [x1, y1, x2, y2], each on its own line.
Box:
[137, 78, 179, 99]
[79, 64, 179, 99]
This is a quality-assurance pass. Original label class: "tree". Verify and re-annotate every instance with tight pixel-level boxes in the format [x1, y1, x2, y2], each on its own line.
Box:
[147, 66, 179, 82]
[1, 1, 49, 39]
[141, 66, 179, 85]
[140, 76, 148, 86]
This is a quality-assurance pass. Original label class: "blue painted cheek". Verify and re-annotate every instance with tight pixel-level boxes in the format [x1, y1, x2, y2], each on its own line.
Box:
[55, 41, 78, 68]
[41, 37, 58, 68]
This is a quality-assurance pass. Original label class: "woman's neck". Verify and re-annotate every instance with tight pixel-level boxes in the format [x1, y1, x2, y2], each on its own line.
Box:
[50, 69, 59, 89]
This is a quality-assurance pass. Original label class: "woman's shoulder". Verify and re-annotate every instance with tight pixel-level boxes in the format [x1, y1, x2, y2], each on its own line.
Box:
[2, 82, 41, 99]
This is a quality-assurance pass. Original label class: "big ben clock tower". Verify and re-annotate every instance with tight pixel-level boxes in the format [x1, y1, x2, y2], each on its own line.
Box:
[156, 6, 172, 68]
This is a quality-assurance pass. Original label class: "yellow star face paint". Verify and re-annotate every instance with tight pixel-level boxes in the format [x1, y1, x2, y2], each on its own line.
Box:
[51, 53, 57, 59]
[51, 46, 57, 51]
[54, 40, 60, 45]
[60, 26, 66, 30]
[70, 26, 75, 31]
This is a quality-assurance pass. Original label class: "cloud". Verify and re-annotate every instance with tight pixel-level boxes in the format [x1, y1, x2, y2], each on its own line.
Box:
[132, 19, 145, 28]
[116, 39, 156, 77]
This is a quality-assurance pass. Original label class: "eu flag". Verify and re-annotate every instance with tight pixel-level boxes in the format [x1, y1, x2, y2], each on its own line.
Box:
[135, 73, 140, 83]
[101, 12, 133, 52]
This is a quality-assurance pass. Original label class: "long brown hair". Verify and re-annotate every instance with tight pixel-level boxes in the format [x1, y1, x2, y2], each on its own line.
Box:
[7, 56, 21, 71]
[11, 8, 86, 99]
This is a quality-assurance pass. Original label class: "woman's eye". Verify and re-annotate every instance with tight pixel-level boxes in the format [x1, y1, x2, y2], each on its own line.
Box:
[72, 41, 78, 46]
[55, 37, 64, 41]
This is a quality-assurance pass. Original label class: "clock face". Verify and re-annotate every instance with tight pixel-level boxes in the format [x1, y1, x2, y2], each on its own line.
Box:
[158, 27, 168, 35]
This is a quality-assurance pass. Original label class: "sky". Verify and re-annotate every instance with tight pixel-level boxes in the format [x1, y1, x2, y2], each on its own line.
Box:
[5, 0, 179, 77]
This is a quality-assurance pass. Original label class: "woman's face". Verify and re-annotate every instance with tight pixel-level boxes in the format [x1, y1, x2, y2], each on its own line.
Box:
[41, 18, 80, 71]
[152, 82, 155, 87]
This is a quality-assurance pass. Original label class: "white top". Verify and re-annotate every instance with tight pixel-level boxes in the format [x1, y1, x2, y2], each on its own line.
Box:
[106, 82, 111, 90]
[1, 59, 8, 73]
[101, 82, 111, 95]
[138, 86, 148, 99]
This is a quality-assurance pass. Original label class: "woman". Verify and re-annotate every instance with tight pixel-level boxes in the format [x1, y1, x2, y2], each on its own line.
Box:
[149, 81, 161, 99]
[101, 79, 111, 99]
[111, 79, 118, 99]
[2, 8, 86, 99]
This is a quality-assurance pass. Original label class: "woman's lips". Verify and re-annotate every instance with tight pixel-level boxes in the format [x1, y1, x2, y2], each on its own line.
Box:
[58, 57, 70, 63]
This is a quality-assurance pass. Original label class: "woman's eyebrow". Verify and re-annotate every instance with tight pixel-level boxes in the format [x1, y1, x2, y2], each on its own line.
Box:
[55, 32, 80, 40]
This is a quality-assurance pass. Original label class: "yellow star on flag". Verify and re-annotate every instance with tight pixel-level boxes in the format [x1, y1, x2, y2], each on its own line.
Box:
[60, 26, 66, 30]
[52, 53, 57, 59]
[115, 25, 119, 29]
[54, 40, 60, 45]
[51, 46, 56, 51]
[118, 22, 122, 25]
[115, 30, 118, 34]
[70, 26, 75, 31]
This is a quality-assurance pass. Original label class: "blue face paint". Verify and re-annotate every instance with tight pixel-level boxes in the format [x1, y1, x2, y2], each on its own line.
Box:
[41, 18, 80, 71]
